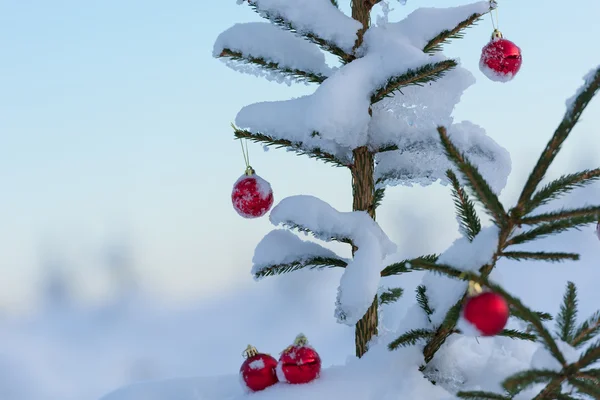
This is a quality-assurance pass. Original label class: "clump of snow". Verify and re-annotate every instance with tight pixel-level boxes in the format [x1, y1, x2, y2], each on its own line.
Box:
[267, 195, 396, 325]
[455, 313, 484, 337]
[386, 2, 491, 49]
[565, 65, 600, 113]
[275, 362, 287, 383]
[213, 22, 332, 85]
[420, 226, 499, 327]
[249, 0, 361, 53]
[249, 359, 266, 370]
[252, 230, 343, 277]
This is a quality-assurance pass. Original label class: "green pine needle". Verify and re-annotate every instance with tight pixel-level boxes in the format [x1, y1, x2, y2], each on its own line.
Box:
[373, 187, 386, 210]
[218, 48, 327, 84]
[423, 13, 486, 54]
[575, 339, 600, 368]
[437, 126, 508, 228]
[520, 205, 600, 225]
[254, 256, 347, 279]
[456, 391, 511, 400]
[502, 369, 561, 393]
[380, 254, 438, 277]
[498, 329, 537, 342]
[556, 282, 579, 343]
[568, 377, 600, 397]
[515, 67, 600, 215]
[370, 60, 457, 104]
[571, 310, 600, 348]
[388, 329, 434, 350]
[416, 285, 435, 320]
[379, 287, 404, 305]
[507, 215, 598, 246]
[446, 169, 482, 241]
[501, 251, 579, 263]
[233, 127, 350, 168]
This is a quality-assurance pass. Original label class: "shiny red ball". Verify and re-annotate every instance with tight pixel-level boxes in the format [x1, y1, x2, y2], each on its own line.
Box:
[231, 173, 274, 218]
[479, 38, 522, 82]
[463, 291, 509, 336]
[240, 353, 279, 392]
[277, 343, 321, 384]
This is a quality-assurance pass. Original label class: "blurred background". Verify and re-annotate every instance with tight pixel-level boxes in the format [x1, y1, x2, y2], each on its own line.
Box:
[1, 1, 599, 399]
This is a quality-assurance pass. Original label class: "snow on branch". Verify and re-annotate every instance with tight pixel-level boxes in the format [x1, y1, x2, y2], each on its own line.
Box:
[213, 22, 332, 85]
[388, 1, 492, 52]
[375, 121, 511, 194]
[233, 126, 352, 168]
[269, 195, 396, 325]
[247, 0, 360, 62]
[252, 230, 347, 279]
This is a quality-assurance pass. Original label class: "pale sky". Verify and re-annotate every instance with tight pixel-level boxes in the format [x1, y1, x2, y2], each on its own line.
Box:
[1, 0, 599, 313]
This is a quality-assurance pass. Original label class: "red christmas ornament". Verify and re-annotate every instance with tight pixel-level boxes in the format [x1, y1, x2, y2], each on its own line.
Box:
[277, 334, 321, 384]
[231, 166, 274, 218]
[239, 345, 279, 392]
[462, 290, 509, 336]
[479, 29, 522, 82]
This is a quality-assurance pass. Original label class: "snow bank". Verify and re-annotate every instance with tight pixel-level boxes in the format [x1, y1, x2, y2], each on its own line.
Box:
[265, 195, 396, 326]
[213, 22, 332, 85]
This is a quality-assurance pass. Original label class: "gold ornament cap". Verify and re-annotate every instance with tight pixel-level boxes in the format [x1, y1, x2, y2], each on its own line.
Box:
[244, 166, 255, 176]
[491, 29, 503, 40]
[293, 333, 309, 346]
[242, 345, 259, 359]
[467, 280, 483, 297]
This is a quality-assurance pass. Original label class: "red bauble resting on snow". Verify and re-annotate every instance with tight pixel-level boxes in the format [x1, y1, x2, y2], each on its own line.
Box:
[231, 167, 274, 218]
[479, 29, 522, 82]
[462, 291, 509, 336]
[239, 345, 279, 392]
[277, 334, 321, 384]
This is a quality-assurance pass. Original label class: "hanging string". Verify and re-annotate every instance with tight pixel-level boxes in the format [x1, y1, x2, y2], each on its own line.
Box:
[239, 138, 254, 175]
[489, 1, 499, 30]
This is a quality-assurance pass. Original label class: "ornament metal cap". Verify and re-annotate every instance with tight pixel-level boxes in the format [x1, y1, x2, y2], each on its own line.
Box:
[243, 345, 259, 358]
[294, 333, 309, 346]
[491, 29, 503, 40]
[244, 166, 255, 176]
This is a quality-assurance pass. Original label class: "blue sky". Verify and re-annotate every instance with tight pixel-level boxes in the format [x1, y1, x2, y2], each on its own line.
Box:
[1, 0, 599, 312]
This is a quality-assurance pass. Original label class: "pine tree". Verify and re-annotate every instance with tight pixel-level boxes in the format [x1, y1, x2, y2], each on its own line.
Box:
[214, 0, 509, 359]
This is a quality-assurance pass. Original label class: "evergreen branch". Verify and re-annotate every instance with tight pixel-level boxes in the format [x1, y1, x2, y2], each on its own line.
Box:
[247, 2, 352, 63]
[416, 285, 434, 321]
[520, 205, 600, 225]
[388, 329, 434, 350]
[554, 395, 578, 400]
[254, 256, 347, 278]
[411, 262, 568, 367]
[447, 169, 481, 242]
[456, 391, 511, 400]
[233, 127, 350, 167]
[515, 67, 600, 215]
[507, 215, 598, 246]
[498, 329, 537, 342]
[379, 287, 404, 305]
[275, 220, 353, 245]
[568, 377, 600, 398]
[370, 60, 457, 104]
[502, 369, 561, 393]
[579, 368, 600, 378]
[380, 254, 438, 277]
[423, 13, 486, 54]
[525, 169, 600, 214]
[575, 339, 600, 368]
[571, 311, 600, 348]
[373, 187, 385, 210]
[437, 126, 508, 227]
[330, 0, 338, 7]
[501, 251, 579, 263]
[218, 49, 327, 84]
[556, 282, 579, 343]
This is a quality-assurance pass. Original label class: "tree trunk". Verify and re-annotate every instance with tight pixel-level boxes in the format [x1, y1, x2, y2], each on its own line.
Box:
[350, 1, 377, 359]
[351, 146, 377, 358]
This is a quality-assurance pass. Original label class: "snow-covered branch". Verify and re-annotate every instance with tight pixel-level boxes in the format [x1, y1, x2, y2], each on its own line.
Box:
[252, 230, 347, 279]
[247, 0, 360, 62]
[233, 127, 352, 168]
[213, 22, 332, 85]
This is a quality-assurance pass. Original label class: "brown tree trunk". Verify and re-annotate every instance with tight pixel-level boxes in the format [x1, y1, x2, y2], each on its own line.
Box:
[349, 1, 378, 359]
[351, 146, 377, 358]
